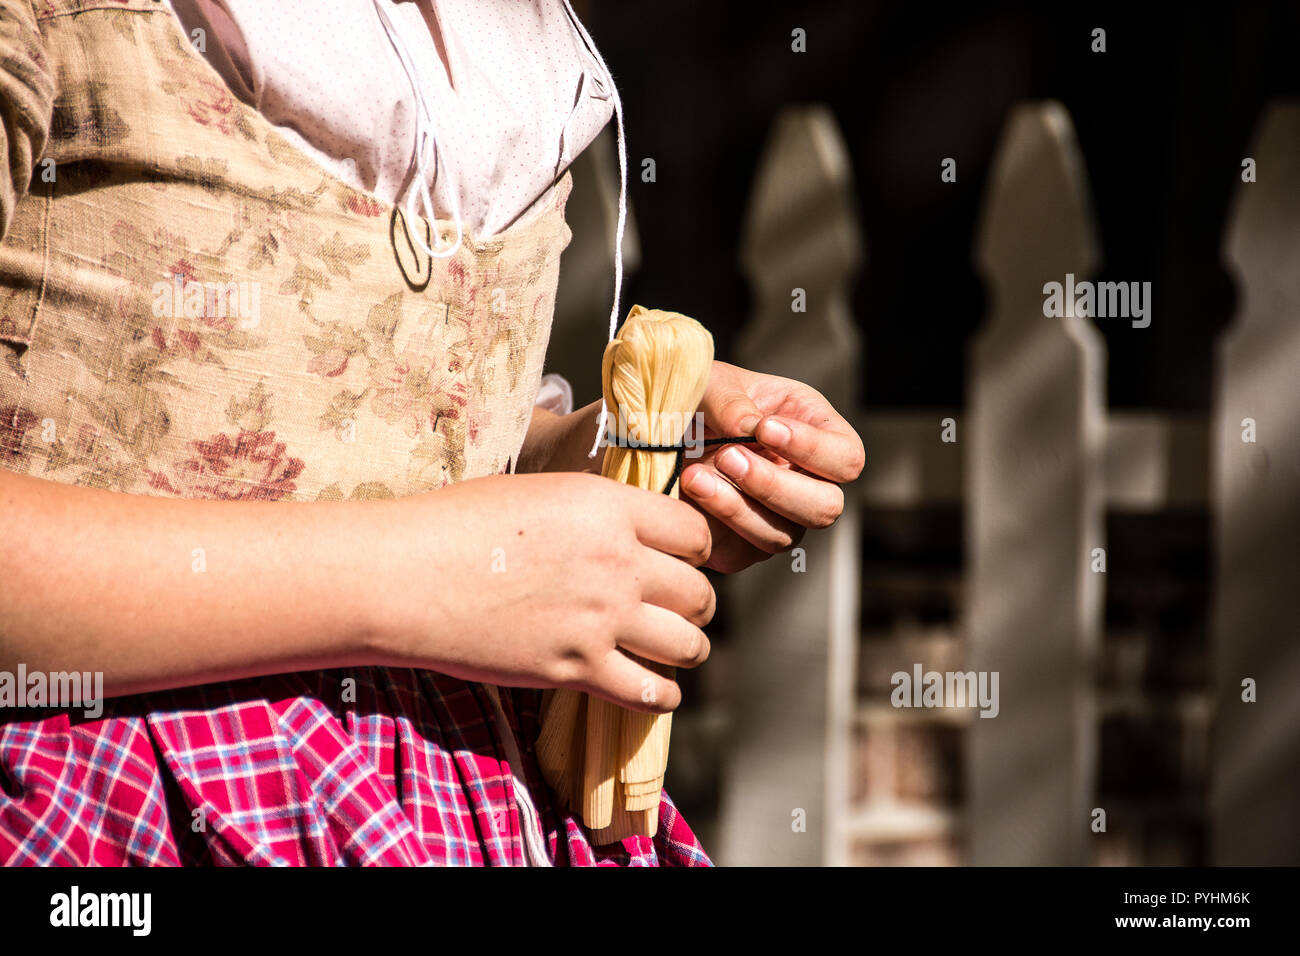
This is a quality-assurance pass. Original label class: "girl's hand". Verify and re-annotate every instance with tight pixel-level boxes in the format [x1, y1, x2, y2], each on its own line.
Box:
[381, 472, 714, 713]
[681, 361, 865, 573]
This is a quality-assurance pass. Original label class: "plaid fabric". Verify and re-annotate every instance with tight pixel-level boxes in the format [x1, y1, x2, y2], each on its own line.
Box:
[0, 668, 711, 866]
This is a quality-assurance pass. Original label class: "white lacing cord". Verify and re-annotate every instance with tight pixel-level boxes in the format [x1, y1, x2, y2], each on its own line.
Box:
[561, 0, 628, 459]
[372, 0, 463, 259]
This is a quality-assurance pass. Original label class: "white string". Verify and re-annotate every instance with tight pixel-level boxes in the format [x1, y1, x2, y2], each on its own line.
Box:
[562, 0, 628, 459]
[555, 71, 585, 176]
[372, 0, 463, 259]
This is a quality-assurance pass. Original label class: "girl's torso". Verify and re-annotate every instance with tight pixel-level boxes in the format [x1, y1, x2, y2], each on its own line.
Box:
[0, 0, 707, 866]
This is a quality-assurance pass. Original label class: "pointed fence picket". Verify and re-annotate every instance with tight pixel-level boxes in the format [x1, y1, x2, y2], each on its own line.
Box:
[718, 105, 864, 867]
[965, 101, 1105, 866]
[1211, 100, 1300, 866]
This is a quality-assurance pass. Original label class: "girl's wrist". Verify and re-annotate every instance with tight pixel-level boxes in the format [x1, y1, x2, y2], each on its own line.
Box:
[517, 400, 608, 475]
[544, 399, 607, 475]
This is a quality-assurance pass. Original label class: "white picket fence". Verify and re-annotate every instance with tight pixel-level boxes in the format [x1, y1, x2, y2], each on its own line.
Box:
[551, 100, 1300, 866]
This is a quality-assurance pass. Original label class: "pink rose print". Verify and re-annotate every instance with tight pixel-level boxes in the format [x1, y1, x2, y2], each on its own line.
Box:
[0, 406, 39, 467]
[308, 348, 351, 377]
[156, 258, 241, 335]
[147, 430, 304, 501]
[369, 350, 468, 438]
[346, 194, 384, 218]
[180, 78, 238, 136]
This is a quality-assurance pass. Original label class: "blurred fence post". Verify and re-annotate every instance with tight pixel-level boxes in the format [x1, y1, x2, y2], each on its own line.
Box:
[967, 102, 1105, 865]
[718, 105, 863, 865]
[1211, 101, 1300, 865]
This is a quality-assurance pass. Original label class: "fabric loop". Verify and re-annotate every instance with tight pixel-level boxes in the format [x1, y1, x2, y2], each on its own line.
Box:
[372, 0, 464, 260]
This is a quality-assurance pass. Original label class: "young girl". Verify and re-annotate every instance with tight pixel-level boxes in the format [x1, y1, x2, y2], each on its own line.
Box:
[0, 0, 863, 865]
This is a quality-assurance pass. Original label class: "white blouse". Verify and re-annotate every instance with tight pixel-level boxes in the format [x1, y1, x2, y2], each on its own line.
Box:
[166, 0, 616, 240]
[166, 0, 625, 418]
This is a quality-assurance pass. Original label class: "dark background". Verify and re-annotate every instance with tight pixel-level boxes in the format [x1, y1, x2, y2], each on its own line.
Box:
[586, 0, 1300, 411]
[570, 0, 1300, 864]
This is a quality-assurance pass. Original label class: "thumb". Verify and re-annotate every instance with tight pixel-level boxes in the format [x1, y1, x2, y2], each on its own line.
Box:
[701, 368, 763, 437]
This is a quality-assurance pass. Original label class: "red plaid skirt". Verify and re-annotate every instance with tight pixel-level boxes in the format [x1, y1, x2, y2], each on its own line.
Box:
[0, 668, 710, 866]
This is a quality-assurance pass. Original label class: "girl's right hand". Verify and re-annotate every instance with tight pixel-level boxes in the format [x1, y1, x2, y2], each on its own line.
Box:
[378, 471, 715, 714]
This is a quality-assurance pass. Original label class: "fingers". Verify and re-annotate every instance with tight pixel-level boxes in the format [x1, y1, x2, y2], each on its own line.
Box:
[575, 555, 712, 714]
[616, 600, 711, 672]
[699, 365, 764, 438]
[696, 510, 772, 573]
[583, 643, 682, 714]
[753, 414, 865, 484]
[627, 485, 712, 566]
[636, 546, 716, 627]
[708, 443, 846, 529]
[680, 461, 807, 553]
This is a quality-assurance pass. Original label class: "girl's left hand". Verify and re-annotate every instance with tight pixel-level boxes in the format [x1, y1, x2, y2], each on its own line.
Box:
[682, 361, 865, 573]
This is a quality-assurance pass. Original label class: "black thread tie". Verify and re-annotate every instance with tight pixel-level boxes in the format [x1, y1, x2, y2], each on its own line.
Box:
[606, 432, 760, 496]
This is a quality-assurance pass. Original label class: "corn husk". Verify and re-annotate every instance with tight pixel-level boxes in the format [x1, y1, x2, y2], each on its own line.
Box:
[535, 305, 714, 841]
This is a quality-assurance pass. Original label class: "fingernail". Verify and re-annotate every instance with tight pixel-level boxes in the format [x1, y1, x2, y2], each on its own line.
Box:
[737, 414, 761, 435]
[687, 468, 716, 497]
[759, 418, 791, 448]
[717, 446, 749, 479]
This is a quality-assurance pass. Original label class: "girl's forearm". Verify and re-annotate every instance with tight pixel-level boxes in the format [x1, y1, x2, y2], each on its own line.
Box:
[0, 467, 402, 699]
[2, 399, 610, 703]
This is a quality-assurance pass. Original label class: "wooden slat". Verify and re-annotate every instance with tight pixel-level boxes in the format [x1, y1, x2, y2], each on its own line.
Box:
[856, 703, 975, 728]
[1104, 412, 1208, 510]
[844, 805, 960, 843]
[718, 105, 863, 866]
[854, 413, 964, 507]
[1211, 100, 1300, 865]
[855, 410, 1207, 510]
[966, 102, 1105, 865]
